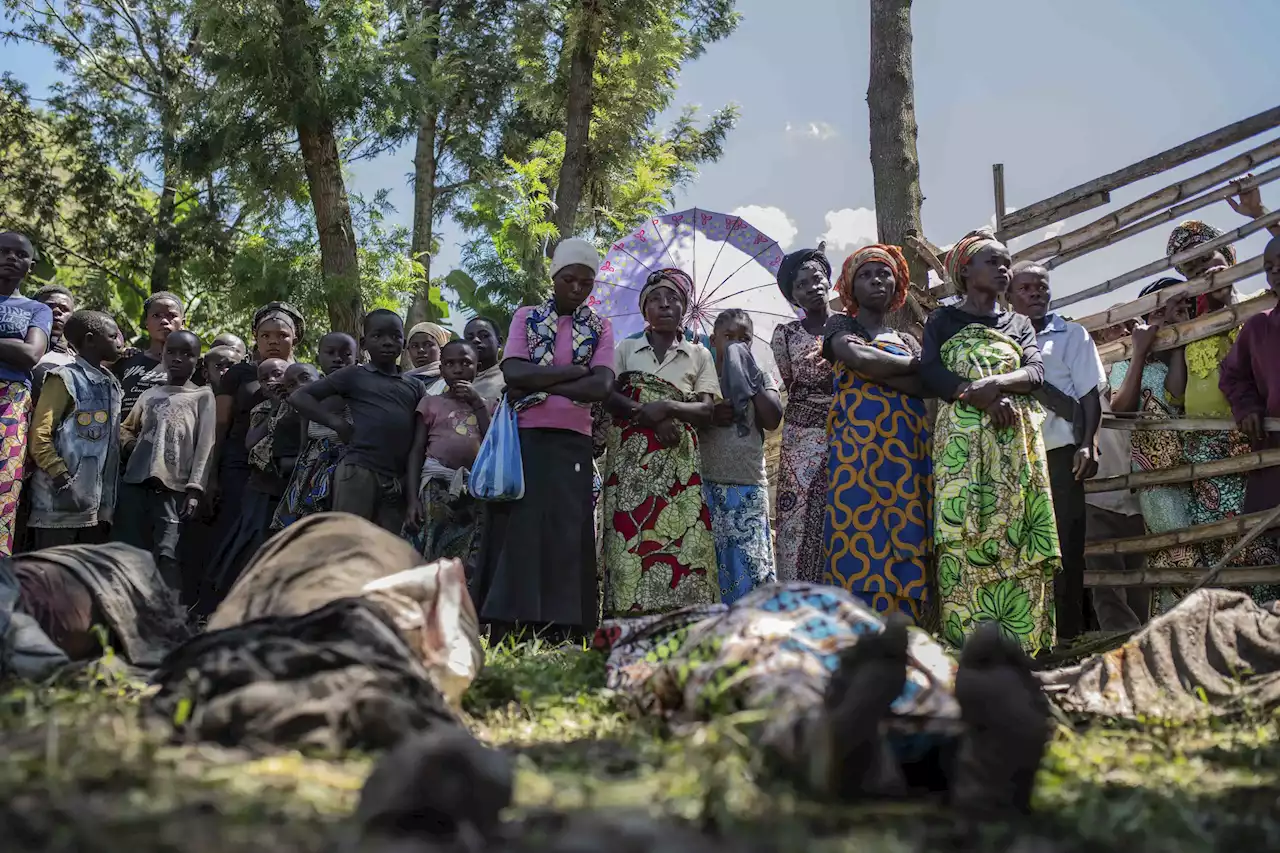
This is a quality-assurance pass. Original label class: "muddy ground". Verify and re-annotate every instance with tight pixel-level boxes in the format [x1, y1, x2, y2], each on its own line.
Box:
[2, 639, 1279, 853]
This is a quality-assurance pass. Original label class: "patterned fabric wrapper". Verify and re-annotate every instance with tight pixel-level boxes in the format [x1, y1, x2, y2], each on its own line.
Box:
[271, 435, 344, 531]
[933, 323, 1060, 654]
[824, 319, 932, 623]
[405, 476, 484, 565]
[0, 381, 31, 556]
[837, 244, 911, 313]
[592, 582, 962, 780]
[703, 482, 776, 605]
[601, 372, 719, 616]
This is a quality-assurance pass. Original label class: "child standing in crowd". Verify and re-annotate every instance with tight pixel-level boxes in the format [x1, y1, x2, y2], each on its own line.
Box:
[31, 284, 76, 396]
[700, 309, 782, 604]
[115, 330, 216, 594]
[113, 292, 184, 420]
[201, 345, 239, 395]
[26, 310, 124, 548]
[290, 310, 423, 534]
[405, 339, 492, 564]
[212, 333, 247, 363]
[404, 321, 451, 391]
[272, 333, 358, 530]
[463, 316, 506, 404]
[0, 232, 53, 556]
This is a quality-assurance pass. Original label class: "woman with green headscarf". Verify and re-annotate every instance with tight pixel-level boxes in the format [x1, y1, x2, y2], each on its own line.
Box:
[920, 230, 1057, 653]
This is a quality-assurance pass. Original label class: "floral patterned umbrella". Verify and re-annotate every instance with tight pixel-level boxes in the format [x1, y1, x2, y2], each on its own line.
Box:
[588, 208, 796, 373]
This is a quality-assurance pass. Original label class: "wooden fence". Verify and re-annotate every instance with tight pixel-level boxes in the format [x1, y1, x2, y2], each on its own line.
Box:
[908, 104, 1280, 591]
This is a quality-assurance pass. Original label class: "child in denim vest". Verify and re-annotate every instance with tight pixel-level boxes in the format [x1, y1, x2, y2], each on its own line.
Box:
[27, 310, 124, 548]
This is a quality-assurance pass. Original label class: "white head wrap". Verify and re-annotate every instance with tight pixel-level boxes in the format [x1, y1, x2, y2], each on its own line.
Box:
[550, 237, 600, 278]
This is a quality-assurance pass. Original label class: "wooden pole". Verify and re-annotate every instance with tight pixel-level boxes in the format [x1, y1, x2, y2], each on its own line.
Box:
[993, 163, 1006, 232]
[908, 234, 952, 288]
[1100, 415, 1280, 432]
[998, 105, 1280, 237]
[1074, 256, 1263, 331]
[994, 192, 1109, 244]
[1015, 137, 1280, 264]
[1097, 293, 1276, 365]
[1083, 507, 1280, 557]
[1085, 447, 1280, 493]
[1085, 566, 1280, 587]
[1050, 209, 1280, 311]
[1046, 165, 1280, 270]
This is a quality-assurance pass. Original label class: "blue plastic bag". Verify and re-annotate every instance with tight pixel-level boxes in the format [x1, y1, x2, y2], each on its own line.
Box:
[470, 395, 525, 501]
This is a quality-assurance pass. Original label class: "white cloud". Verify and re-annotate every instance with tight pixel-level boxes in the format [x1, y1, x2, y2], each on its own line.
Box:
[784, 121, 838, 141]
[732, 204, 798, 250]
[819, 207, 878, 256]
[1041, 222, 1065, 241]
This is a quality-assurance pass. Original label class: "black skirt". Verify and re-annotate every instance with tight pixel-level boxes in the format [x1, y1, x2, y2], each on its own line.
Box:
[471, 428, 598, 632]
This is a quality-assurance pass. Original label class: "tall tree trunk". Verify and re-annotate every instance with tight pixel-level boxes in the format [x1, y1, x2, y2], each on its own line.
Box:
[150, 141, 179, 294]
[550, 0, 601, 244]
[868, 0, 926, 336]
[407, 0, 446, 328]
[298, 118, 362, 336]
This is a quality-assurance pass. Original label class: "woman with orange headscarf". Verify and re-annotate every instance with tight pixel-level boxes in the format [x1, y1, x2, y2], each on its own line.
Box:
[822, 245, 934, 622]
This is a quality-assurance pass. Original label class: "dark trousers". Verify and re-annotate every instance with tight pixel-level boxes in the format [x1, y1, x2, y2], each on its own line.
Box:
[332, 462, 406, 535]
[31, 523, 107, 550]
[1047, 446, 1087, 642]
[1086, 505, 1151, 632]
[114, 481, 183, 593]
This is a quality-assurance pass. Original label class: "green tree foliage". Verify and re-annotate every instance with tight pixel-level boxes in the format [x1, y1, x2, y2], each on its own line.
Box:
[453, 0, 740, 318]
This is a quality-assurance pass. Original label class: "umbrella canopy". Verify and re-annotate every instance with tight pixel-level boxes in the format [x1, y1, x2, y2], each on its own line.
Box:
[588, 208, 798, 374]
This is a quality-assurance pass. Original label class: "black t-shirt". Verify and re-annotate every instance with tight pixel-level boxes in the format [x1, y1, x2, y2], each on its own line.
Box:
[919, 305, 1044, 400]
[307, 364, 425, 477]
[218, 362, 265, 471]
[112, 351, 166, 419]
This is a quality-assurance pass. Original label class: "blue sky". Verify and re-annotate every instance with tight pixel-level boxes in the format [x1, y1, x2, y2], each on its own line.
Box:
[6, 0, 1280, 322]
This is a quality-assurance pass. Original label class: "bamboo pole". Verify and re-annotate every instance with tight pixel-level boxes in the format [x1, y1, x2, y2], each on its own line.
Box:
[998, 105, 1280, 237]
[1100, 415, 1280, 432]
[1046, 166, 1280, 270]
[993, 164, 1006, 232]
[1074, 256, 1263, 331]
[1051, 209, 1280, 311]
[994, 192, 1110, 244]
[1083, 507, 1280, 557]
[1085, 447, 1280, 493]
[1015, 137, 1280, 264]
[1085, 566, 1280, 588]
[1097, 293, 1277, 365]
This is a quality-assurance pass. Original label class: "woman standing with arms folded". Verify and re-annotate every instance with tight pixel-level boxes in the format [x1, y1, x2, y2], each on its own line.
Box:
[921, 231, 1056, 654]
[823, 245, 933, 622]
[771, 246, 836, 584]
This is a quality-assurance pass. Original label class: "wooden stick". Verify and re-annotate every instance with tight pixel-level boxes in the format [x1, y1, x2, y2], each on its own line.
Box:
[1085, 447, 1280, 493]
[998, 105, 1280, 236]
[1100, 415, 1280, 432]
[1187, 500, 1280, 595]
[995, 192, 1110, 243]
[1051, 209, 1280, 311]
[907, 235, 952, 288]
[1085, 566, 1280, 587]
[1083, 507, 1280, 556]
[1074, 256, 1263, 331]
[993, 164, 1006, 232]
[1097, 293, 1277, 365]
[1046, 166, 1280, 270]
[1015, 137, 1280, 264]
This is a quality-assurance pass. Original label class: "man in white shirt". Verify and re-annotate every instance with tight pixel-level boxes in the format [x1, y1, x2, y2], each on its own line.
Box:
[1009, 262, 1106, 642]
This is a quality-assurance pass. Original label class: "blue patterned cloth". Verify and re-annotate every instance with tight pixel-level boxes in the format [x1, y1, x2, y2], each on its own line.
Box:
[703, 481, 775, 604]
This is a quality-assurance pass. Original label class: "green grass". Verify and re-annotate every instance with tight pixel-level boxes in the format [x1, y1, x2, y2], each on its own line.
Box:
[2, 640, 1279, 852]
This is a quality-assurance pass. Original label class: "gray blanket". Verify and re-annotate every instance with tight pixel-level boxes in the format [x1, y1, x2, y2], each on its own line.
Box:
[1040, 590, 1280, 720]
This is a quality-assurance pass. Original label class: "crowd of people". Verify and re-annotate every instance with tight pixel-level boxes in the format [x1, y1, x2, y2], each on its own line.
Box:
[0, 190, 1278, 654]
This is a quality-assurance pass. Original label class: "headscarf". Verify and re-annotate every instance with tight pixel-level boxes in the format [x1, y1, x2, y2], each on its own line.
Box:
[943, 229, 1002, 293]
[776, 248, 831, 304]
[406, 321, 451, 347]
[550, 237, 601, 278]
[1167, 220, 1236, 275]
[639, 268, 692, 316]
[252, 301, 305, 343]
[837, 244, 911, 313]
[1137, 276, 1186, 324]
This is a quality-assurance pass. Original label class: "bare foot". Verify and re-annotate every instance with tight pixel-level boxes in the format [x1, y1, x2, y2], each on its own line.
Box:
[950, 623, 1052, 817]
[819, 616, 911, 799]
